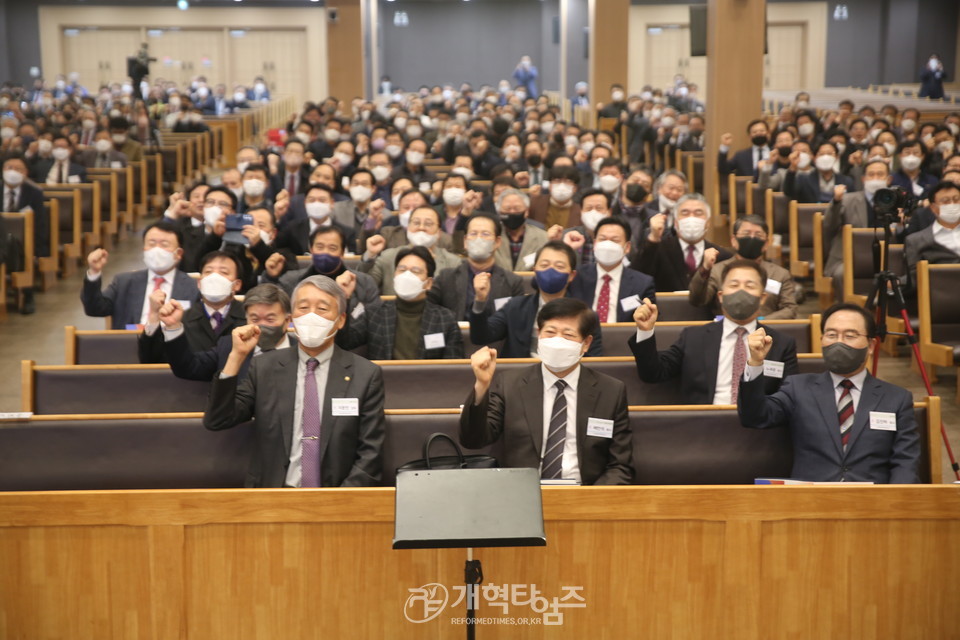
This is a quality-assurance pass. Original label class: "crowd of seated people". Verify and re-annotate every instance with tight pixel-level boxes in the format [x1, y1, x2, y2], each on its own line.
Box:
[3, 71, 954, 489]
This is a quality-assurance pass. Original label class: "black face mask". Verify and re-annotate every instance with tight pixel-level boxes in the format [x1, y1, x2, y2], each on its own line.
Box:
[751, 135, 769, 147]
[822, 342, 868, 375]
[736, 236, 766, 260]
[526, 154, 542, 167]
[625, 184, 647, 203]
[502, 213, 526, 230]
[777, 146, 792, 158]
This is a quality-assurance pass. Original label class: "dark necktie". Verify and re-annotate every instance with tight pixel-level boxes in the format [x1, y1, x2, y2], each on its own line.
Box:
[287, 173, 296, 195]
[838, 379, 855, 452]
[6, 189, 15, 212]
[211, 311, 223, 333]
[685, 245, 697, 273]
[301, 358, 322, 487]
[731, 327, 748, 403]
[541, 379, 568, 479]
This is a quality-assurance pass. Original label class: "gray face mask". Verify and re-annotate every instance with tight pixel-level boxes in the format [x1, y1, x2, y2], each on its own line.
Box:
[822, 342, 868, 375]
[720, 290, 760, 321]
[257, 324, 286, 351]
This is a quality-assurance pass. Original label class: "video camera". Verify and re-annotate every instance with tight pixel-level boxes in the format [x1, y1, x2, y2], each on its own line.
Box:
[873, 185, 918, 222]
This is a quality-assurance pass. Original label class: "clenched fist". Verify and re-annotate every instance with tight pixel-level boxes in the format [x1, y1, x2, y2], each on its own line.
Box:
[633, 297, 658, 332]
[365, 234, 386, 258]
[264, 252, 286, 278]
[647, 213, 667, 243]
[702, 247, 720, 272]
[471, 346, 498, 400]
[747, 327, 773, 366]
[336, 270, 357, 300]
[474, 271, 491, 303]
[87, 248, 109, 275]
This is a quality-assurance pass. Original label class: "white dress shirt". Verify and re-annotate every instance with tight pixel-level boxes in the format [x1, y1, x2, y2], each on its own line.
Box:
[139, 270, 174, 325]
[677, 237, 705, 275]
[46, 160, 69, 185]
[714, 317, 757, 405]
[204, 301, 231, 331]
[309, 217, 333, 236]
[287, 343, 334, 488]
[933, 221, 960, 256]
[540, 363, 582, 483]
[752, 145, 770, 169]
[3, 185, 20, 211]
[592, 263, 623, 323]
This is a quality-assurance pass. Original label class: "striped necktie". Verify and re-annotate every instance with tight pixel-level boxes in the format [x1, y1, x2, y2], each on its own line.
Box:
[838, 379, 855, 452]
[541, 379, 568, 479]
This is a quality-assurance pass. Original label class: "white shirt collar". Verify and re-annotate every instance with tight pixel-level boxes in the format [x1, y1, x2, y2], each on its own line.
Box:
[596, 262, 623, 280]
[829, 368, 868, 391]
[204, 300, 230, 319]
[678, 237, 704, 254]
[297, 340, 335, 366]
[722, 316, 757, 338]
[541, 363, 582, 392]
[147, 269, 174, 284]
[309, 218, 333, 234]
[933, 221, 960, 236]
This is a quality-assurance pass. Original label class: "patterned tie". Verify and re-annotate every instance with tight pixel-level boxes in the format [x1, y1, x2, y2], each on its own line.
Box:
[596, 274, 612, 323]
[731, 327, 748, 404]
[211, 311, 223, 333]
[6, 188, 15, 212]
[685, 244, 698, 273]
[838, 379, 855, 452]
[541, 379, 568, 480]
[301, 358, 322, 487]
[153, 276, 165, 291]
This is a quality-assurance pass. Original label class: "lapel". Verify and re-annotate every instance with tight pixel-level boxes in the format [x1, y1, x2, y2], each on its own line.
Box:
[578, 264, 598, 295]
[702, 321, 724, 399]
[381, 301, 397, 359]
[575, 367, 600, 462]
[519, 365, 545, 455]
[812, 372, 843, 457]
[663, 237, 686, 284]
[185, 303, 217, 343]
[845, 374, 883, 453]
[275, 347, 300, 457]
[128, 270, 150, 323]
[320, 347, 353, 463]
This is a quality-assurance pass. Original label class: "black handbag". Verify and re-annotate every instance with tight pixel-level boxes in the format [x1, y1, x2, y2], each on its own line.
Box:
[396, 432, 498, 473]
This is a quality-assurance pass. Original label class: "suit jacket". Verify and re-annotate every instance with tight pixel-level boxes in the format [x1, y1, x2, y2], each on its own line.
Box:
[903, 224, 960, 293]
[78, 148, 128, 169]
[469, 293, 604, 358]
[428, 261, 525, 321]
[166, 330, 297, 381]
[459, 364, 633, 485]
[341, 299, 463, 360]
[275, 264, 381, 319]
[718, 147, 767, 178]
[276, 218, 357, 258]
[81, 268, 200, 330]
[890, 170, 938, 201]
[166, 216, 208, 273]
[494, 223, 548, 271]
[823, 191, 872, 278]
[738, 371, 920, 483]
[528, 193, 581, 230]
[204, 345, 385, 487]
[629, 321, 799, 404]
[137, 299, 246, 364]
[357, 245, 463, 295]
[632, 235, 732, 293]
[270, 165, 312, 196]
[688, 257, 798, 319]
[784, 170, 855, 204]
[567, 264, 657, 322]
[30, 159, 87, 185]
[6, 181, 49, 258]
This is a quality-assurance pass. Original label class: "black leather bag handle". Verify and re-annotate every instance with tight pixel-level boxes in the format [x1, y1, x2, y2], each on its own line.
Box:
[422, 432, 465, 469]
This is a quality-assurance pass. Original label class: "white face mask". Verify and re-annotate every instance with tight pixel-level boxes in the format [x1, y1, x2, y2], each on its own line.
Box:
[199, 272, 235, 304]
[465, 237, 495, 261]
[797, 152, 812, 170]
[863, 179, 887, 196]
[451, 167, 473, 181]
[677, 216, 706, 243]
[658, 194, 678, 212]
[815, 155, 836, 172]
[581, 141, 595, 156]
[51, 147, 70, 161]
[564, 135, 579, 148]
[590, 157, 604, 174]
[243, 179, 266, 197]
[938, 203, 960, 225]
[95, 139, 113, 153]
[660, 116, 676, 129]
[580, 210, 606, 232]
[948, 123, 960, 137]
[112, 133, 127, 145]
[537, 336, 584, 372]
[38, 139, 53, 154]
[203, 205, 223, 228]
[324, 128, 340, 143]
[1, 127, 15, 140]
[293, 312, 337, 348]
[259, 229, 273, 246]
[899, 155, 922, 171]
[881, 142, 896, 156]
[3, 169, 24, 186]
[386, 144, 403, 158]
[394, 117, 408, 130]
[407, 229, 438, 248]
[540, 121, 555, 135]
[398, 209, 412, 227]
[406, 150, 424, 166]
[900, 119, 916, 132]
[611, 90, 625, 102]
[371, 166, 391, 183]
[349, 185, 372, 202]
[144, 246, 177, 273]
[551, 183, 574, 203]
[306, 201, 332, 221]
[407, 125, 423, 138]
[393, 270, 426, 300]
[334, 152, 353, 168]
[937, 140, 955, 155]
[593, 240, 625, 267]
[598, 175, 621, 194]
[798, 122, 815, 137]
[442, 187, 465, 206]
[503, 145, 521, 158]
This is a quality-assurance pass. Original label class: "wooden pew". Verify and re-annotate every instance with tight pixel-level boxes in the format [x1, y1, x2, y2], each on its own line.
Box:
[89, 166, 134, 234]
[842, 226, 883, 306]
[0, 210, 34, 311]
[917, 261, 960, 401]
[728, 174, 753, 226]
[144, 153, 164, 214]
[41, 187, 82, 277]
[85, 170, 118, 248]
[45, 182, 101, 255]
[767, 191, 791, 265]
[788, 201, 824, 279]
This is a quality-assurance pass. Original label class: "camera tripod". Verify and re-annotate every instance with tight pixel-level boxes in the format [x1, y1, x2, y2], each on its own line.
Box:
[863, 223, 959, 480]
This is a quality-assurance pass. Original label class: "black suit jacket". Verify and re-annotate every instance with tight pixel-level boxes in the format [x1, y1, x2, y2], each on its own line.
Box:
[783, 170, 855, 204]
[8, 181, 49, 258]
[341, 299, 464, 360]
[269, 166, 312, 196]
[166, 330, 297, 381]
[29, 159, 87, 184]
[628, 321, 799, 404]
[276, 218, 357, 257]
[81, 269, 199, 329]
[204, 345, 385, 487]
[460, 364, 633, 485]
[718, 146, 768, 178]
[632, 236, 732, 293]
[137, 300, 246, 364]
[567, 264, 657, 322]
[168, 216, 207, 273]
[428, 262, 526, 321]
[469, 293, 604, 358]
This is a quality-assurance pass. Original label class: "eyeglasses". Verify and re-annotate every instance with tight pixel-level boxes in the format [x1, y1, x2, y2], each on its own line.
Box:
[822, 330, 869, 343]
[465, 231, 495, 239]
[409, 219, 437, 231]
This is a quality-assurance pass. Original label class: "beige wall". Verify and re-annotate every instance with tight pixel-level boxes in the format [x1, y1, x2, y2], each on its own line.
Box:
[38, 6, 327, 105]
[628, 2, 828, 100]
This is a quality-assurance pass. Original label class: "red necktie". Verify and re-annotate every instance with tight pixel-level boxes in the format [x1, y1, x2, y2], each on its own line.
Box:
[838, 379, 855, 452]
[153, 276, 165, 291]
[596, 274, 612, 323]
[685, 245, 697, 273]
[287, 173, 296, 194]
[731, 327, 748, 403]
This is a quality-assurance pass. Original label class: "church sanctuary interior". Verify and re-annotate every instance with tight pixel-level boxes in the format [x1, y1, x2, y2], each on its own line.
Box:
[2, 0, 960, 638]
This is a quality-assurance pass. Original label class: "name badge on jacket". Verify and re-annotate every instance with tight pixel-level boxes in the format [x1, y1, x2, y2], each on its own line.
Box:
[424, 332, 445, 350]
[331, 398, 359, 416]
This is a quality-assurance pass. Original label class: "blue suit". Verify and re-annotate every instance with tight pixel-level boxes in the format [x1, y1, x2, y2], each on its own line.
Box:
[567, 264, 657, 323]
[738, 371, 920, 483]
[81, 268, 199, 330]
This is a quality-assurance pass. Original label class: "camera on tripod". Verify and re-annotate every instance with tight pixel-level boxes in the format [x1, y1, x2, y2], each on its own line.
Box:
[873, 185, 917, 222]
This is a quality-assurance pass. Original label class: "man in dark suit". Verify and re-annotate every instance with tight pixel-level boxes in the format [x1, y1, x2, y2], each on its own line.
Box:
[269, 139, 311, 196]
[471, 241, 603, 357]
[718, 119, 772, 179]
[632, 193, 733, 292]
[276, 183, 356, 256]
[903, 180, 960, 292]
[739, 303, 919, 483]
[629, 259, 799, 405]
[81, 219, 199, 329]
[2, 155, 48, 313]
[429, 213, 526, 320]
[461, 298, 633, 485]
[340, 246, 463, 359]
[204, 274, 386, 488]
[138, 251, 246, 364]
[568, 217, 656, 322]
[163, 284, 293, 381]
[783, 141, 855, 204]
[162, 183, 210, 273]
[31, 134, 87, 185]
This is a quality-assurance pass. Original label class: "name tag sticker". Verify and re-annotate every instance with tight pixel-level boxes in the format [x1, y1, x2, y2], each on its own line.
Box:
[586, 417, 614, 439]
[331, 398, 359, 417]
[494, 296, 511, 311]
[763, 360, 785, 379]
[176, 299, 192, 310]
[869, 411, 897, 431]
[522, 253, 535, 269]
[424, 332, 446, 350]
[765, 279, 782, 295]
[67, 175, 81, 184]
[351, 302, 365, 319]
[620, 295, 642, 312]
[110, 161, 123, 169]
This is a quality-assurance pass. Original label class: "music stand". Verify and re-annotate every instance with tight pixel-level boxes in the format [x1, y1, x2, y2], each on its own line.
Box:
[394, 468, 545, 638]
